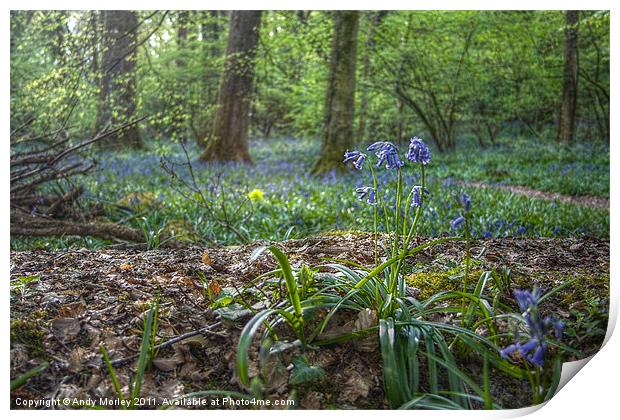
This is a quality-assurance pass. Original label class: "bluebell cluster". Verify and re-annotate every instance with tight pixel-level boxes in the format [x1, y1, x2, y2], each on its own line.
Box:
[407, 136, 432, 165]
[345, 137, 433, 208]
[77, 137, 605, 242]
[355, 186, 376, 205]
[343, 150, 367, 170]
[500, 287, 564, 367]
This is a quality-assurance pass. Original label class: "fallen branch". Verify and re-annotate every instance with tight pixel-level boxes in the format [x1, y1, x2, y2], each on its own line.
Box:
[103, 322, 223, 368]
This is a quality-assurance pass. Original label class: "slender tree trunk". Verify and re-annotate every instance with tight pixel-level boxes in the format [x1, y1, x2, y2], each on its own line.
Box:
[557, 10, 579, 143]
[171, 11, 189, 141]
[312, 11, 360, 174]
[200, 10, 261, 162]
[95, 10, 142, 149]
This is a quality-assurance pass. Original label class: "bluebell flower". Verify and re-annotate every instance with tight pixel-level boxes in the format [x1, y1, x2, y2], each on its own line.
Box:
[412, 186, 429, 207]
[367, 141, 403, 170]
[553, 320, 564, 339]
[450, 215, 465, 229]
[355, 186, 376, 205]
[367, 141, 395, 153]
[461, 193, 471, 212]
[514, 288, 542, 313]
[500, 344, 519, 360]
[500, 287, 564, 368]
[406, 137, 432, 165]
[343, 150, 367, 170]
[529, 344, 546, 367]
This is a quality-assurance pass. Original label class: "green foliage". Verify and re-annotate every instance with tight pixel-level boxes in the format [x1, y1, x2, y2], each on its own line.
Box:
[288, 356, 326, 385]
[11, 11, 609, 145]
[10, 275, 40, 300]
[98, 299, 159, 409]
[10, 362, 49, 391]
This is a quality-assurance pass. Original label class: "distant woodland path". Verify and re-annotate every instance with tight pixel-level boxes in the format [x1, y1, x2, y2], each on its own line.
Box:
[453, 179, 610, 211]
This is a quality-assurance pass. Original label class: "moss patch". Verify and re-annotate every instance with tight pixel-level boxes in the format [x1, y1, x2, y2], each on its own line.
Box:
[11, 319, 47, 359]
[405, 269, 485, 300]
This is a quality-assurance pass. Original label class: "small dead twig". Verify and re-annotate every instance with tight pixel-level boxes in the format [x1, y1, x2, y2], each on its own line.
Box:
[103, 322, 223, 368]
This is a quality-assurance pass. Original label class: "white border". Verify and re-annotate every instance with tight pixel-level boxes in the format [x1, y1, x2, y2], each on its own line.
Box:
[2, 2, 617, 419]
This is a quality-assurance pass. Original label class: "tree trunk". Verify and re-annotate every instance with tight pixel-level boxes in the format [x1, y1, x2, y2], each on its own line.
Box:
[312, 11, 360, 174]
[200, 11, 261, 162]
[95, 10, 142, 149]
[171, 11, 189, 141]
[557, 10, 579, 143]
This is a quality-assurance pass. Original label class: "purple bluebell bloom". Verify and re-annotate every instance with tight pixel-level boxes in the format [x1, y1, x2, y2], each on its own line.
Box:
[367, 141, 394, 153]
[500, 287, 564, 368]
[355, 186, 376, 205]
[367, 141, 403, 170]
[514, 288, 542, 313]
[406, 137, 432, 165]
[450, 215, 465, 229]
[411, 186, 430, 207]
[499, 344, 519, 360]
[553, 320, 564, 339]
[343, 150, 367, 170]
[461, 193, 471, 212]
[529, 344, 546, 367]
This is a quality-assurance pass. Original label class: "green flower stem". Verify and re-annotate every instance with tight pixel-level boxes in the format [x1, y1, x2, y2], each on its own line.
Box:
[389, 164, 426, 296]
[461, 217, 472, 326]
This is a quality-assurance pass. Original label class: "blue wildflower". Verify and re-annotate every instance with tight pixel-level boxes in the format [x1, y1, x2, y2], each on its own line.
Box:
[449, 192, 471, 230]
[367, 141, 395, 153]
[412, 186, 429, 207]
[343, 150, 367, 170]
[553, 320, 564, 339]
[461, 193, 471, 212]
[367, 141, 403, 170]
[500, 344, 519, 360]
[529, 344, 546, 367]
[500, 287, 564, 368]
[406, 137, 432, 165]
[450, 215, 465, 229]
[514, 288, 542, 313]
[355, 186, 376, 205]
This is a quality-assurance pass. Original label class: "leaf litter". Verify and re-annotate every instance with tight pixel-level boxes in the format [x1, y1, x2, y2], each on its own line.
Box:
[10, 233, 609, 409]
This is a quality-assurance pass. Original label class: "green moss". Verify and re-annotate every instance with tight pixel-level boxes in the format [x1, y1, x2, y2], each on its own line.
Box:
[116, 191, 161, 212]
[405, 269, 485, 300]
[509, 271, 610, 306]
[162, 218, 199, 242]
[11, 319, 48, 359]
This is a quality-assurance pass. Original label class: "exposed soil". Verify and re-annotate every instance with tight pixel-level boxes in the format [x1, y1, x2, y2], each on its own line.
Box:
[452, 179, 610, 210]
[10, 234, 610, 410]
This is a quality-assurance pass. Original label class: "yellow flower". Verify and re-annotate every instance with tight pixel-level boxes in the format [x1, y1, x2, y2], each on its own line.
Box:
[247, 188, 265, 201]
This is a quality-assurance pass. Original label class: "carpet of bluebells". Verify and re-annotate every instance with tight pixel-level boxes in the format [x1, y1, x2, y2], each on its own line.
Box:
[13, 136, 609, 249]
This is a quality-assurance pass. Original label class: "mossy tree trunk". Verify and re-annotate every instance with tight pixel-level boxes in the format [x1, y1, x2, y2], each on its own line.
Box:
[95, 10, 142, 149]
[557, 10, 579, 143]
[312, 11, 360, 174]
[200, 11, 261, 163]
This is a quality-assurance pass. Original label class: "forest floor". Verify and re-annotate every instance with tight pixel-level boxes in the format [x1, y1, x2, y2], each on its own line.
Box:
[10, 233, 610, 409]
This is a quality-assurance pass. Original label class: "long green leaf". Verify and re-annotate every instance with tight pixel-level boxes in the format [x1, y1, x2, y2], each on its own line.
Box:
[10, 362, 48, 391]
[131, 301, 157, 406]
[99, 346, 126, 407]
[236, 309, 276, 386]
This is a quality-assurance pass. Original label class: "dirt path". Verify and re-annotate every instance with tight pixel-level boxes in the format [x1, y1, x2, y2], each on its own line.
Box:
[10, 235, 610, 409]
[452, 179, 609, 210]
